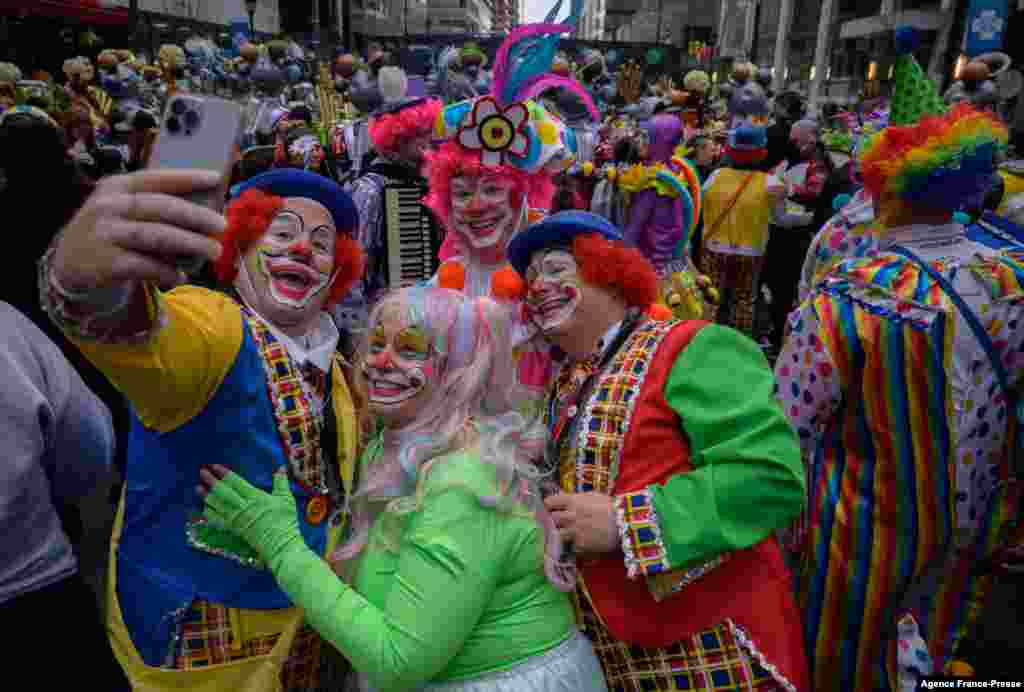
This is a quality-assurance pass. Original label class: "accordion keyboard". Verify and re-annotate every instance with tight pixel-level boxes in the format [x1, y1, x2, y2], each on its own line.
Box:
[384, 185, 440, 288]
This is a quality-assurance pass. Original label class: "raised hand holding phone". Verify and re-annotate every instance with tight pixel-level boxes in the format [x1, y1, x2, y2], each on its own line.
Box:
[50, 169, 227, 297]
[148, 94, 242, 273]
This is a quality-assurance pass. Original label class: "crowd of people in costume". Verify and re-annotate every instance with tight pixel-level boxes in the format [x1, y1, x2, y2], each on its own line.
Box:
[4, 5, 1024, 691]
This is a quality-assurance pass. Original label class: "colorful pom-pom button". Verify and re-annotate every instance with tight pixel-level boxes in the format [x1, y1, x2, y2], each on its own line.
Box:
[537, 120, 559, 145]
[306, 495, 329, 525]
[948, 661, 974, 677]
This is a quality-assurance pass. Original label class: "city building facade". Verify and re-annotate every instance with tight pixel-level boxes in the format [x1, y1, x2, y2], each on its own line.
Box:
[493, 0, 519, 33]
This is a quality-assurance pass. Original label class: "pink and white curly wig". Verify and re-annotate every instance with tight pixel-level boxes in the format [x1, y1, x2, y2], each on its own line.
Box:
[367, 98, 443, 156]
[333, 286, 574, 591]
[423, 140, 556, 260]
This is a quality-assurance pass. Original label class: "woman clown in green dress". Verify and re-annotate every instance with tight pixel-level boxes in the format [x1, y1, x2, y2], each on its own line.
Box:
[199, 285, 608, 692]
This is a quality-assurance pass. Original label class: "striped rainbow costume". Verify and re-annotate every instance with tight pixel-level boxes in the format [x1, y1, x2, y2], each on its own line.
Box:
[776, 223, 1023, 691]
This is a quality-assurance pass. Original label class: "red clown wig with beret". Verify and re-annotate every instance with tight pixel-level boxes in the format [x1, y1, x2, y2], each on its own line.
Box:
[571, 233, 659, 308]
[213, 188, 365, 309]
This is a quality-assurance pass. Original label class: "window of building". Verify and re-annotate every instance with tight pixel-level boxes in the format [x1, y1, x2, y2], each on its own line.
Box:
[838, 0, 880, 16]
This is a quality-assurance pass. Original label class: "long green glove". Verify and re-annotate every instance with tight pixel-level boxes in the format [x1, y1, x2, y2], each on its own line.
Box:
[202, 465, 502, 692]
[203, 470, 305, 571]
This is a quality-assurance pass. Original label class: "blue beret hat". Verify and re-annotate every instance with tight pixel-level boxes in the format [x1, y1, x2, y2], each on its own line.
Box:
[507, 210, 623, 277]
[232, 169, 359, 233]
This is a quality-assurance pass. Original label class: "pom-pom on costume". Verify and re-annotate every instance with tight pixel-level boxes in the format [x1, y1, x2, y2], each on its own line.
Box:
[38, 170, 367, 691]
[423, 14, 598, 413]
[507, 210, 810, 692]
[777, 28, 1018, 692]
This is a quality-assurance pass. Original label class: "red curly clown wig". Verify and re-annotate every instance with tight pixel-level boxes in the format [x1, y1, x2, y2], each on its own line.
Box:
[213, 189, 365, 309]
[572, 233, 659, 308]
[368, 99, 443, 155]
[423, 140, 556, 259]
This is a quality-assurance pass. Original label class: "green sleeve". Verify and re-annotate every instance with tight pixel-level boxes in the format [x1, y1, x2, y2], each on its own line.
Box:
[633, 324, 804, 569]
[268, 457, 502, 692]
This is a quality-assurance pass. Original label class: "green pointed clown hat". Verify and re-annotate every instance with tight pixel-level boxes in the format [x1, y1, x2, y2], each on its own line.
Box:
[856, 27, 1007, 210]
[889, 26, 946, 126]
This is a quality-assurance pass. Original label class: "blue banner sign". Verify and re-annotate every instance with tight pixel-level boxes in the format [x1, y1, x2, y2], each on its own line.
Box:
[963, 0, 1008, 57]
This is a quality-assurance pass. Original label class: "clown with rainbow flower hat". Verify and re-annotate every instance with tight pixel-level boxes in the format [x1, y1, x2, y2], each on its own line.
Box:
[424, 7, 600, 415]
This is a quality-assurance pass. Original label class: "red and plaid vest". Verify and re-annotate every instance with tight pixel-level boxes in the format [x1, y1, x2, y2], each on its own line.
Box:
[554, 319, 809, 690]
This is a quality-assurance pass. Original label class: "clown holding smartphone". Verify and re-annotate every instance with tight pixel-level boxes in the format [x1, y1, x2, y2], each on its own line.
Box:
[41, 168, 367, 691]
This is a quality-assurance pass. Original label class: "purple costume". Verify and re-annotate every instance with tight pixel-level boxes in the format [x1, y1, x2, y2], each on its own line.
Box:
[623, 114, 686, 272]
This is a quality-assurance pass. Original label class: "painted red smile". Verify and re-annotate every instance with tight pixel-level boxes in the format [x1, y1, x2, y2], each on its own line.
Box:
[265, 258, 324, 300]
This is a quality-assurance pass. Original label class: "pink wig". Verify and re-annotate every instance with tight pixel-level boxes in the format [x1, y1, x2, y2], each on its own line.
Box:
[423, 141, 555, 260]
[332, 286, 574, 591]
[367, 98, 443, 155]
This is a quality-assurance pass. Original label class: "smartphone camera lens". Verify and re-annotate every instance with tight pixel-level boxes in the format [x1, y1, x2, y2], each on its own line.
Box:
[171, 99, 187, 116]
[166, 116, 180, 134]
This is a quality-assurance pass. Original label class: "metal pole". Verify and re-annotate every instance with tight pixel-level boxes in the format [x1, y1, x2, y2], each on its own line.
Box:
[716, 0, 729, 59]
[808, 0, 835, 113]
[343, 0, 353, 48]
[742, 0, 757, 59]
[312, 0, 321, 57]
[927, 0, 958, 88]
[129, 0, 139, 50]
[656, 0, 663, 44]
[750, 0, 761, 64]
[405, 0, 409, 35]
[772, 0, 794, 92]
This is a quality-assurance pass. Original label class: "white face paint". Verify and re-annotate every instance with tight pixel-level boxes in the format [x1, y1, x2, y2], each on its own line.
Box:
[251, 209, 334, 308]
[449, 174, 521, 250]
[361, 314, 440, 426]
[235, 198, 337, 334]
[523, 249, 583, 334]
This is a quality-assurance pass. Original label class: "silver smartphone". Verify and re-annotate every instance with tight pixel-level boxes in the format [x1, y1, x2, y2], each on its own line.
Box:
[149, 94, 242, 273]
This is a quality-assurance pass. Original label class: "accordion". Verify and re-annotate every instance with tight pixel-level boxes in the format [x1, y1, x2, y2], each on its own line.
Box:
[382, 181, 443, 288]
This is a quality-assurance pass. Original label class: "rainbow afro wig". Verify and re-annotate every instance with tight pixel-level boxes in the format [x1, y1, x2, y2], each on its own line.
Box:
[857, 26, 1008, 211]
[858, 103, 1006, 210]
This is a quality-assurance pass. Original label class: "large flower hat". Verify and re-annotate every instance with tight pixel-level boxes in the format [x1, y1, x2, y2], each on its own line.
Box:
[433, 0, 598, 175]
